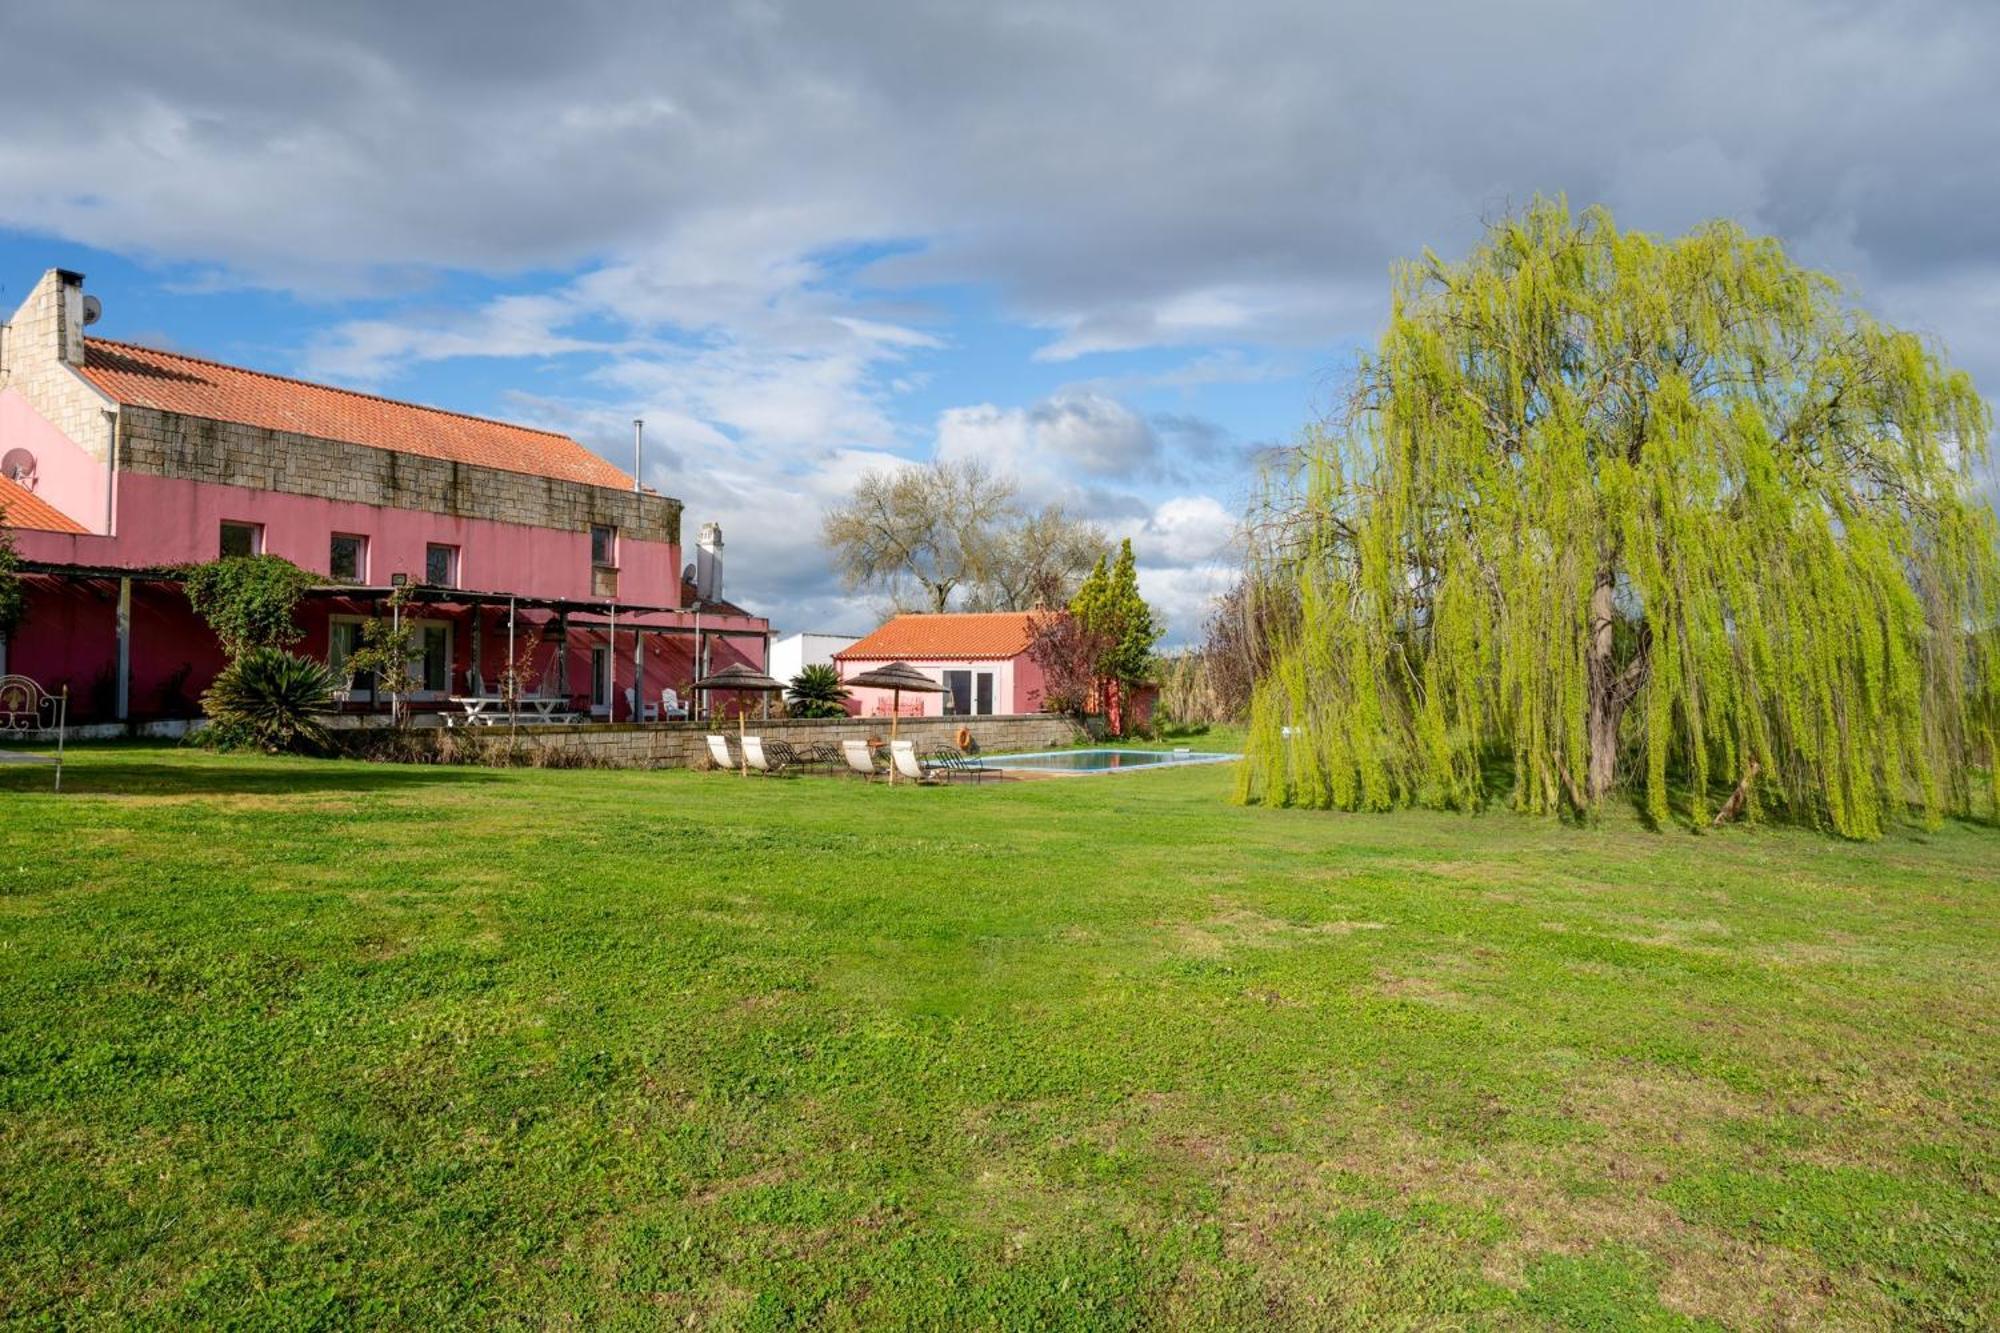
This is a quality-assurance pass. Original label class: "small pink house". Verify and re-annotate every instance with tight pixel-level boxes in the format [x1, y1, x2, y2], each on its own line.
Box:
[0, 267, 769, 723]
[834, 612, 1049, 717]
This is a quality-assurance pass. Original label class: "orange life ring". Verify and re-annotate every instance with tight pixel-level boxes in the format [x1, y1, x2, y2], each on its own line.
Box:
[954, 725, 972, 750]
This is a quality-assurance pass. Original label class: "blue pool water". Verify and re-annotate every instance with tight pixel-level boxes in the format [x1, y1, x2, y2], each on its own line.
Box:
[985, 747, 1240, 775]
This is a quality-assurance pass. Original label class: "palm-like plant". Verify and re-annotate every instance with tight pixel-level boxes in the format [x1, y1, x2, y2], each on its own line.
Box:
[786, 663, 851, 719]
[201, 647, 337, 754]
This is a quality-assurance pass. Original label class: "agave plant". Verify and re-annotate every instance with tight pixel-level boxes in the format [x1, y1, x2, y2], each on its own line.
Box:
[201, 647, 337, 754]
[786, 663, 851, 719]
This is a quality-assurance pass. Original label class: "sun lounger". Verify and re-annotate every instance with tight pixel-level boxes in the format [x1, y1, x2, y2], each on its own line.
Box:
[744, 737, 798, 775]
[705, 734, 734, 770]
[929, 747, 991, 783]
[889, 740, 942, 784]
[842, 738, 882, 778]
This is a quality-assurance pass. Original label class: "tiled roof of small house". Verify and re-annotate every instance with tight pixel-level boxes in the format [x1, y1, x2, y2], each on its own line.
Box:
[835, 611, 1036, 661]
[79, 338, 634, 490]
[0, 475, 88, 533]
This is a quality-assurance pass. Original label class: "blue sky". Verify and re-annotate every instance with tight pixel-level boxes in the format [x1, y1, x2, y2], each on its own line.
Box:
[4, 1, 1996, 640]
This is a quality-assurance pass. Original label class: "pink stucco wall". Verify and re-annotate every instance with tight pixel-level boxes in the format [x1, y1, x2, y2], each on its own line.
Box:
[838, 652, 1050, 718]
[0, 386, 109, 534]
[19, 472, 679, 605]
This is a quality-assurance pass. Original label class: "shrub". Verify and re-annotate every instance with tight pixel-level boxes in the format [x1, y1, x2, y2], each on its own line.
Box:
[201, 647, 337, 754]
[182, 556, 319, 657]
[786, 664, 851, 719]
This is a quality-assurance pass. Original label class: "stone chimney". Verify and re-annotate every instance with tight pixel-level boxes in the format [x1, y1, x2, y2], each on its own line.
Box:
[695, 522, 724, 603]
[1, 270, 89, 382]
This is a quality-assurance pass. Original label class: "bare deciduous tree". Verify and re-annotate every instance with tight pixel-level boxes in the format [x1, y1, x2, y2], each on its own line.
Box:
[823, 462, 1108, 612]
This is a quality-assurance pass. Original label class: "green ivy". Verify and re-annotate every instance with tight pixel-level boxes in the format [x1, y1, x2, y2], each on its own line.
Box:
[182, 555, 320, 659]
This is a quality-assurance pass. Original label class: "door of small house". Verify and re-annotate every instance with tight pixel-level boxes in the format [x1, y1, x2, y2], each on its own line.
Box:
[944, 669, 995, 716]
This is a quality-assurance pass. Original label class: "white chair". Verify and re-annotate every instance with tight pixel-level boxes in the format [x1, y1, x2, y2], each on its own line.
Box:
[743, 736, 774, 773]
[889, 740, 937, 784]
[705, 734, 734, 770]
[842, 738, 880, 778]
[661, 688, 689, 721]
[625, 686, 660, 722]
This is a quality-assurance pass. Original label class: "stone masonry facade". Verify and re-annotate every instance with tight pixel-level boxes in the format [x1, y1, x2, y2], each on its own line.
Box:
[2, 268, 679, 545]
[116, 406, 680, 545]
[0, 269, 119, 467]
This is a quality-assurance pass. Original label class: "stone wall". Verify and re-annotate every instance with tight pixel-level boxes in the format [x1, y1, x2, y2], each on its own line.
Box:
[117, 406, 680, 545]
[332, 712, 1084, 769]
[0, 270, 118, 463]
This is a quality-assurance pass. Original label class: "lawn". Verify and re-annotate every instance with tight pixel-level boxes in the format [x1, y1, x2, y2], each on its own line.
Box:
[1, 744, 1995, 1329]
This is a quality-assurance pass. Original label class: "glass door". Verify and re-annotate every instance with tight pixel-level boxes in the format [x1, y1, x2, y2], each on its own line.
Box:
[591, 645, 611, 713]
[975, 671, 995, 715]
[944, 669, 972, 715]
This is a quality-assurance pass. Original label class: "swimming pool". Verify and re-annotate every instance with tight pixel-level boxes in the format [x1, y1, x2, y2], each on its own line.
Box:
[984, 747, 1241, 775]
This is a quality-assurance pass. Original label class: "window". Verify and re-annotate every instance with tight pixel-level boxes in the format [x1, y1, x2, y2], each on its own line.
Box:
[219, 521, 262, 558]
[329, 533, 368, 582]
[424, 543, 459, 587]
[590, 524, 618, 567]
[944, 669, 997, 716]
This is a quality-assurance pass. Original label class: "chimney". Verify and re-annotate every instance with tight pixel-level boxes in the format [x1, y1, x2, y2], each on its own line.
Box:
[2, 269, 90, 377]
[695, 522, 724, 603]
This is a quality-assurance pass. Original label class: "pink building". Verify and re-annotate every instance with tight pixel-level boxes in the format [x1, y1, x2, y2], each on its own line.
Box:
[834, 612, 1050, 717]
[0, 268, 768, 724]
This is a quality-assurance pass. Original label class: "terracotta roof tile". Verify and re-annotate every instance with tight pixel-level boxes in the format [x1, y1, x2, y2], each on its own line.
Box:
[0, 475, 87, 534]
[835, 612, 1036, 661]
[79, 338, 633, 490]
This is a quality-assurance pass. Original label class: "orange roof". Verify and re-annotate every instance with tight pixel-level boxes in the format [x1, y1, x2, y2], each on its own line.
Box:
[0, 475, 87, 533]
[836, 611, 1036, 661]
[78, 338, 633, 490]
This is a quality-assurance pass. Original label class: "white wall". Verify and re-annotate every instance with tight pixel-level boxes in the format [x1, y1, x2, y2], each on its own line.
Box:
[769, 631, 859, 683]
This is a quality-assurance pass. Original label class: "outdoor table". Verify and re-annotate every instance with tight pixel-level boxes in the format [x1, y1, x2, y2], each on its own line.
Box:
[448, 695, 575, 725]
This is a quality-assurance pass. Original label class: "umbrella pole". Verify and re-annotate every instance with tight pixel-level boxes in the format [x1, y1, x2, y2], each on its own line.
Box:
[739, 705, 747, 777]
[888, 688, 899, 784]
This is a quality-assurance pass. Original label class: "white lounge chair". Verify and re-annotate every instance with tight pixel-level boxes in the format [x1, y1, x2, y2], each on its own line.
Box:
[661, 688, 689, 721]
[841, 738, 881, 778]
[705, 734, 734, 770]
[889, 740, 939, 784]
[742, 736, 776, 774]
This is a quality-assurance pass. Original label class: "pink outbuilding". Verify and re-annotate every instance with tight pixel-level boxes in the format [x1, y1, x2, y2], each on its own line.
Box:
[0, 268, 769, 724]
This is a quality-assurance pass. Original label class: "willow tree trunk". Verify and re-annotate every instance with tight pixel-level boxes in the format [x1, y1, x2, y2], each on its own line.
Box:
[1583, 567, 1643, 803]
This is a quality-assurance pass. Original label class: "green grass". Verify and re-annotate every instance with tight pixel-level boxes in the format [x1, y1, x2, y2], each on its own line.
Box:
[1, 742, 1995, 1329]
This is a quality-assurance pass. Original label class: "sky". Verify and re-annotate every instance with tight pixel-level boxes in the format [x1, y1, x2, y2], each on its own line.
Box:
[3, 0, 1997, 643]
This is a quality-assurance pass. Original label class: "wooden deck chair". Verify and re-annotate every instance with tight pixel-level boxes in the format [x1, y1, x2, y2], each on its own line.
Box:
[889, 740, 941, 785]
[841, 738, 882, 779]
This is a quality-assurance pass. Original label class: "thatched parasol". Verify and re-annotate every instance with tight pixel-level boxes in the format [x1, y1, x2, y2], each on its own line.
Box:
[844, 661, 947, 783]
[688, 664, 786, 776]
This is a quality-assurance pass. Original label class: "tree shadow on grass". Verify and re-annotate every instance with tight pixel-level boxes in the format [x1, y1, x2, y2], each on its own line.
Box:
[0, 754, 506, 799]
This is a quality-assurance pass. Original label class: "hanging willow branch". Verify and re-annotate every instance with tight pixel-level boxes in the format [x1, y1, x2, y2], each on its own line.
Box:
[1239, 199, 2000, 839]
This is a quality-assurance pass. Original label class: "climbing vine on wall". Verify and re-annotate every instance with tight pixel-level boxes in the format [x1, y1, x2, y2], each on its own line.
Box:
[181, 555, 320, 659]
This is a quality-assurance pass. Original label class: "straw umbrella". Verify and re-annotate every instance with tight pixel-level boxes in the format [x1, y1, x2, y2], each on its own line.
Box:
[687, 663, 786, 775]
[844, 661, 947, 783]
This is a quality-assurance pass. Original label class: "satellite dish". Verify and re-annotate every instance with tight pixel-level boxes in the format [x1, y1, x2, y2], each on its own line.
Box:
[81, 294, 102, 326]
[0, 448, 36, 486]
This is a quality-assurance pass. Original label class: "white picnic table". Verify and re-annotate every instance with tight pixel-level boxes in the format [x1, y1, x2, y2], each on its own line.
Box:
[447, 695, 581, 726]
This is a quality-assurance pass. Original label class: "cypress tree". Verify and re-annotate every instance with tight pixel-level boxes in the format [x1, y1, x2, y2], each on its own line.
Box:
[1241, 200, 2000, 838]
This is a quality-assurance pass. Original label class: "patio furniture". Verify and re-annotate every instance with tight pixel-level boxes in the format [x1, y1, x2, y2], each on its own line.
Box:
[929, 747, 992, 783]
[845, 663, 948, 784]
[743, 736, 797, 776]
[661, 688, 689, 721]
[705, 734, 734, 770]
[0, 674, 67, 791]
[449, 694, 581, 726]
[841, 738, 882, 778]
[624, 687, 660, 722]
[806, 741, 845, 769]
[889, 740, 942, 785]
[688, 665, 787, 776]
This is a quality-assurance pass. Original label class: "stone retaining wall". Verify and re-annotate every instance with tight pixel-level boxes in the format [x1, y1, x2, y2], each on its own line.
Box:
[330, 713, 1084, 769]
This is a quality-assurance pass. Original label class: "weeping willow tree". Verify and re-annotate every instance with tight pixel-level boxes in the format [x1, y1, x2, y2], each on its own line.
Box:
[1240, 200, 2000, 838]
